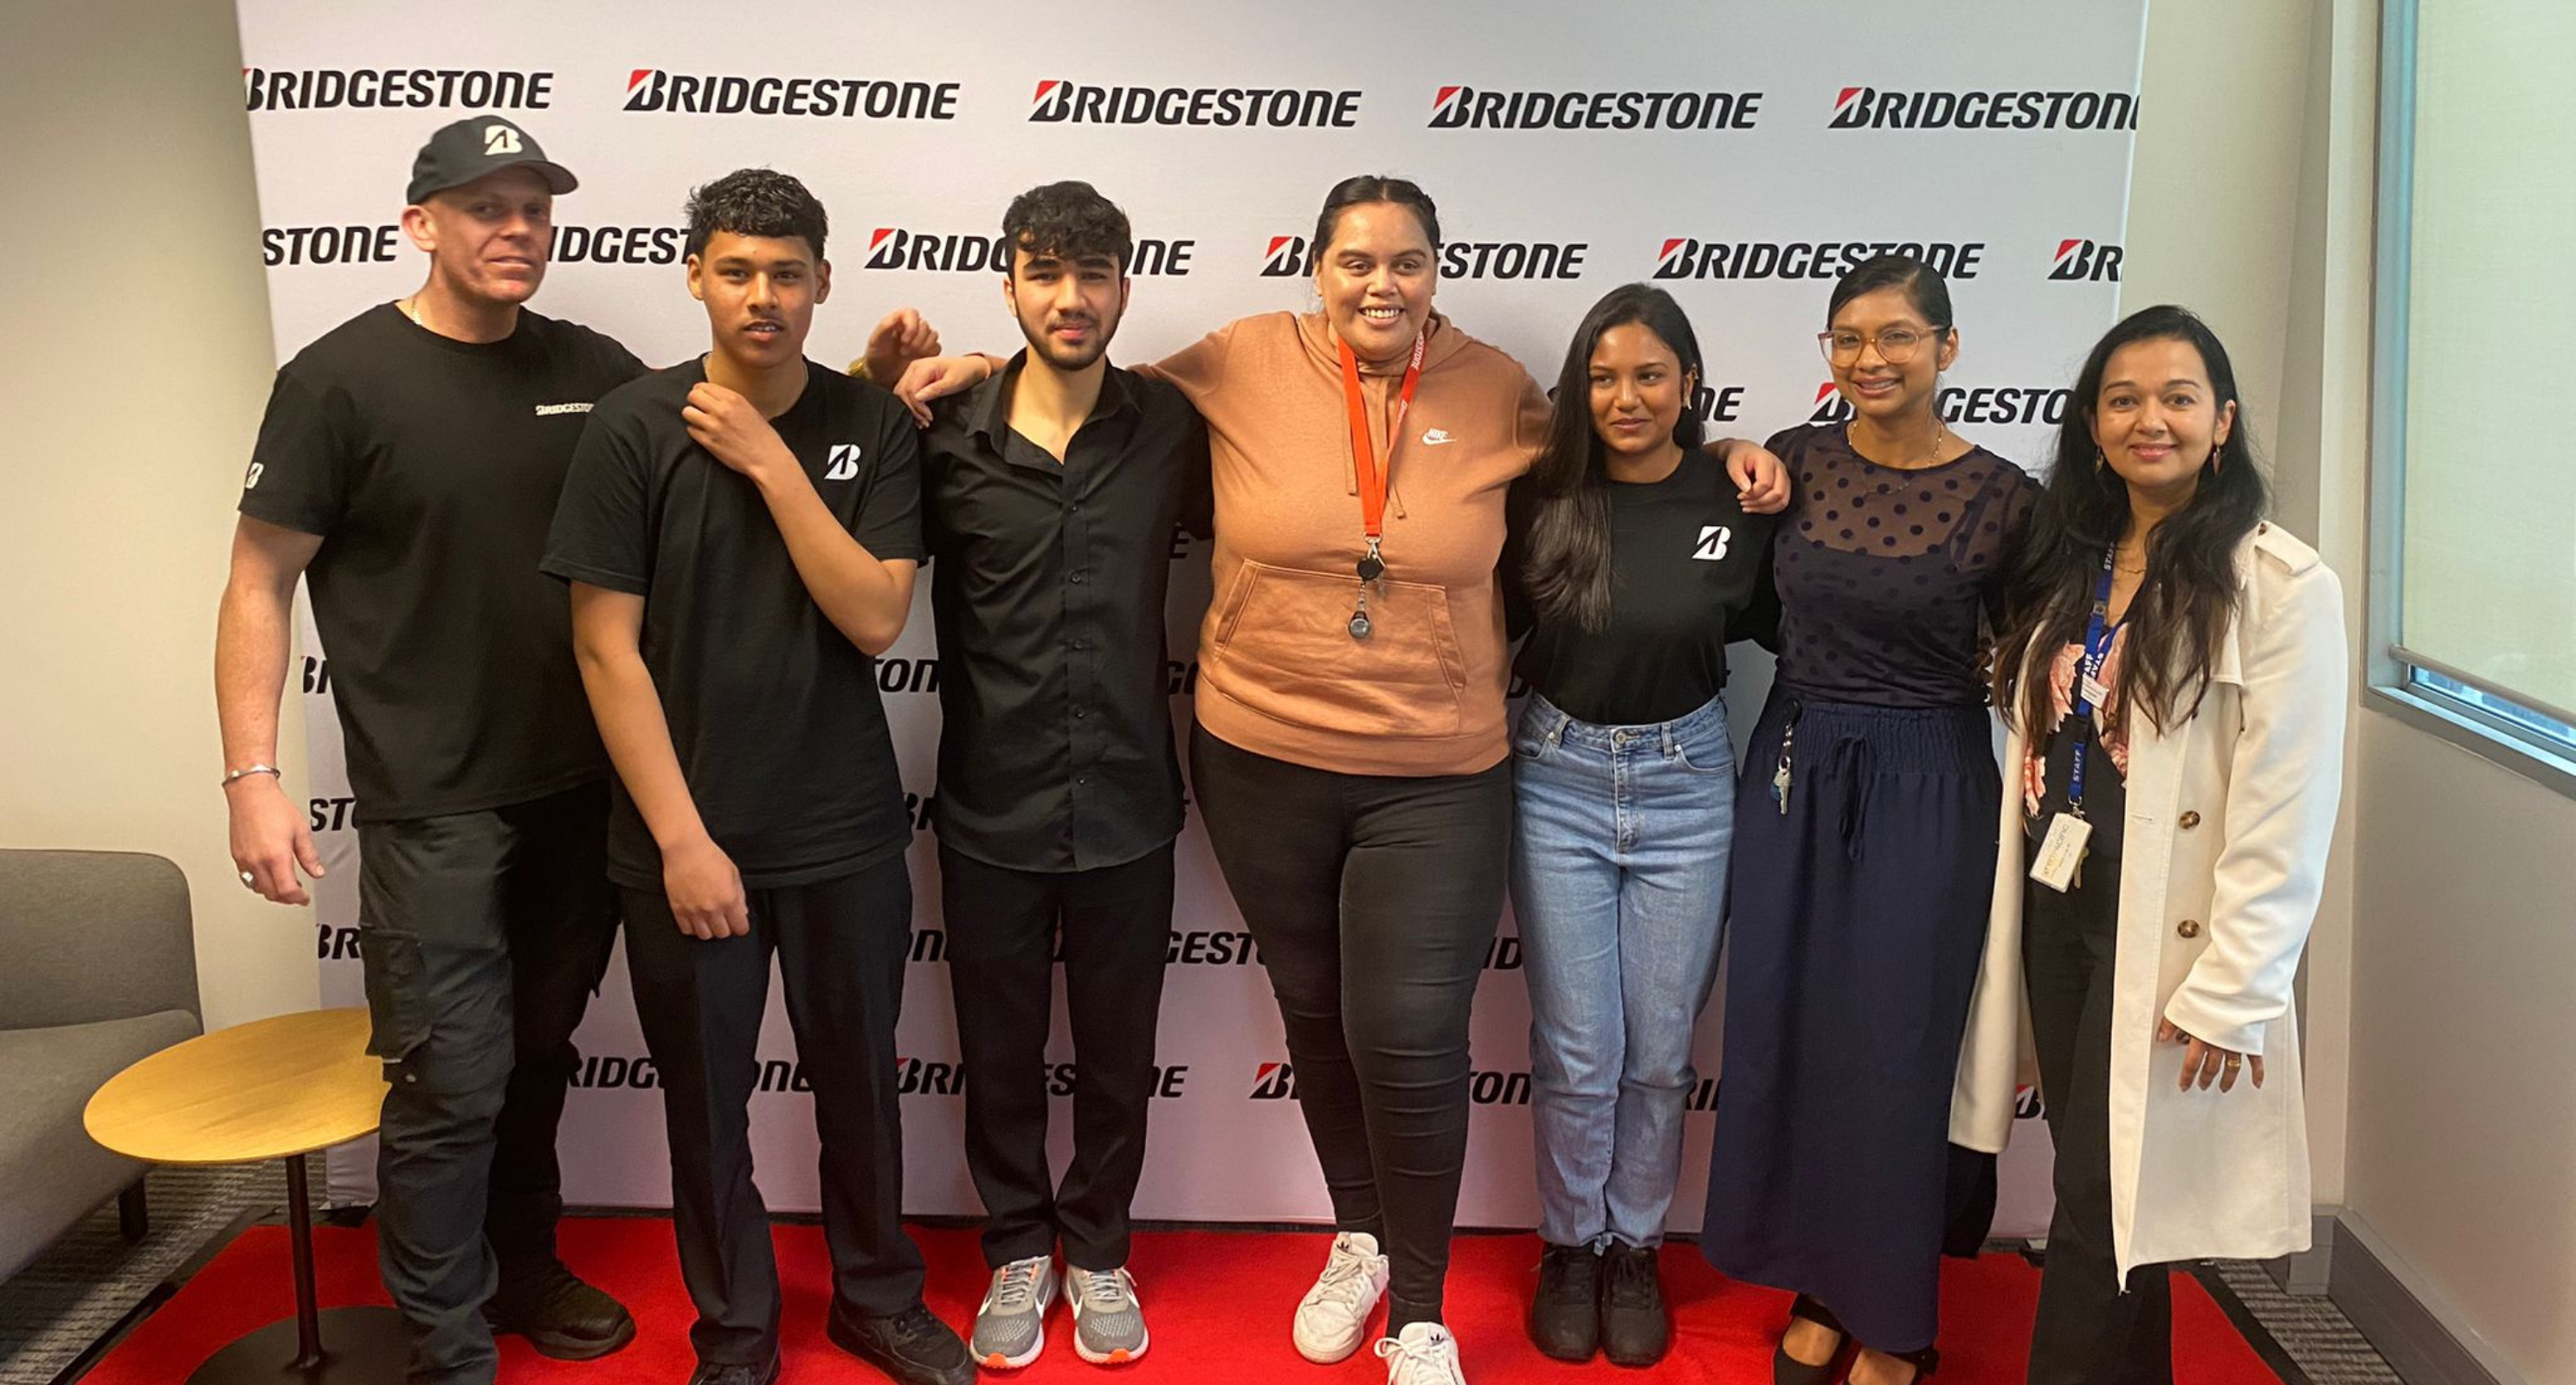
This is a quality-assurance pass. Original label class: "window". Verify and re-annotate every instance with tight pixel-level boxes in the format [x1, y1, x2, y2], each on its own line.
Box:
[2373, 0, 2576, 780]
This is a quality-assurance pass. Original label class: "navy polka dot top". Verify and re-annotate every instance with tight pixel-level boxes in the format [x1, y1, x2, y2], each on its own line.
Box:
[1764, 422, 2039, 707]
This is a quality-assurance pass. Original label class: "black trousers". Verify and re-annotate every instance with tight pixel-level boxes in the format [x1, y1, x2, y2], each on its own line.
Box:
[942, 841, 1175, 1271]
[621, 851, 924, 1368]
[1188, 727, 1510, 1330]
[355, 782, 620, 1385]
[2023, 850, 2174, 1385]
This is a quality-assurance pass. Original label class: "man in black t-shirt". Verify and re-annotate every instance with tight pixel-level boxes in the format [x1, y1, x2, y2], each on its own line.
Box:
[218, 117, 646, 1384]
[544, 170, 972, 1385]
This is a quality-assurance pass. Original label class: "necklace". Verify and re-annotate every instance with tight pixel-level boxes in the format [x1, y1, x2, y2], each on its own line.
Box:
[400, 295, 426, 330]
[1850, 417, 1951, 469]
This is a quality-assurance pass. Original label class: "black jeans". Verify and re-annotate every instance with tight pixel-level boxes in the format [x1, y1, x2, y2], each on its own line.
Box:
[2023, 852, 2174, 1385]
[1189, 727, 1510, 1331]
[354, 782, 620, 1385]
[621, 851, 924, 1368]
[942, 841, 1175, 1271]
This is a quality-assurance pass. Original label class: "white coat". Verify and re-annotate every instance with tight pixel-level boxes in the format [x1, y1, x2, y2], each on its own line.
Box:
[1948, 521, 2347, 1278]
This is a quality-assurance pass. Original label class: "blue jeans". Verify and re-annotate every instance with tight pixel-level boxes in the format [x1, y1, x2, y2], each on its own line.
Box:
[1510, 691, 1735, 1250]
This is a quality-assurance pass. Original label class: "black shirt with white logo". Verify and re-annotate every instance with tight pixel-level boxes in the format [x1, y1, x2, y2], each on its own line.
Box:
[542, 358, 924, 890]
[919, 353, 1212, 873]
[1504, 449, 1777, 726]
[238, 303, 645, 822]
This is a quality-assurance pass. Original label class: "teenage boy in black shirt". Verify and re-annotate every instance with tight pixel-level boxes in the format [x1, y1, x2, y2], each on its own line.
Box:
[911, 182, 1208, 1370]
[218, 116, 643, 1384]
[544, 169, 971, 1385]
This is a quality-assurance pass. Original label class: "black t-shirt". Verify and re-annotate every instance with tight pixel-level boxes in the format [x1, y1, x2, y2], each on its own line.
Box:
[1768, 423, 2038, 708]
[541, 358, 924, 890]
[1503, 451, 1777, 725]
[238, 304, 644, 822]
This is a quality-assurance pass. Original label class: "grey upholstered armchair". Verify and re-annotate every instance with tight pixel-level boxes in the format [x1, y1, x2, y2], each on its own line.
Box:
[0, 849, 205, 1281]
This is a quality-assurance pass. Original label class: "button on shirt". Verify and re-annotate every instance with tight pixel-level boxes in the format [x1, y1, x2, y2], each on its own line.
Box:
[920, 353, 1212, 873]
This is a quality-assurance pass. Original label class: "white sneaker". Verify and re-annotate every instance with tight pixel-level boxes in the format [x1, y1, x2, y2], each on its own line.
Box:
[1375, 1321, 1466, 1385]
[1292, 1231, 1390, 1363]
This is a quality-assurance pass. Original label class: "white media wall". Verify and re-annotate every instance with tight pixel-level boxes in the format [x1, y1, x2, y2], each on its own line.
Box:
[235, 0, 2146, 1239]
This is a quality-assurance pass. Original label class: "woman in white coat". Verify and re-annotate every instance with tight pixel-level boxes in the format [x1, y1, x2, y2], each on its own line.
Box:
[1971, 305, 2346, 1383]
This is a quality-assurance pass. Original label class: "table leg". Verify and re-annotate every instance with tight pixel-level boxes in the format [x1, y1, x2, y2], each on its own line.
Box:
[184, 1154, 409, 1384]
[285, 1153, 323, 1370]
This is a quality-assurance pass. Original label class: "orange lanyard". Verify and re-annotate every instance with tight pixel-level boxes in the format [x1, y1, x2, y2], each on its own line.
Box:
[1336, 332, 1426, 558]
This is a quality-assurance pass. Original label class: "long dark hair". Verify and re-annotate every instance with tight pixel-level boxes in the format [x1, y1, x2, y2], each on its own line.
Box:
[1995, 305, 2267, 739]
[1519, 284, 1708, 631]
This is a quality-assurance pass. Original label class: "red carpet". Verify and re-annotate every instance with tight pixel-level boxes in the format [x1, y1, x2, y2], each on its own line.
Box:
[83, 1219, 2281, 1382]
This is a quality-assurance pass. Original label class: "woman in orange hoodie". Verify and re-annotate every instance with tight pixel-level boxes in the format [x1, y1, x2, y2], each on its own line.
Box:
[899, 177, 1785, 1385]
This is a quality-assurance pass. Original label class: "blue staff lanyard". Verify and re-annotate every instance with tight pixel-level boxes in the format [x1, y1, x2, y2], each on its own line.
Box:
[2068, 542, 2120, 818]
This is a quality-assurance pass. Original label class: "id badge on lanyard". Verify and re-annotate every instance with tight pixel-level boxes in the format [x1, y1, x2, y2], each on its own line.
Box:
[2030, 543, 2119, 893]
[1338, 332, 1425, 640]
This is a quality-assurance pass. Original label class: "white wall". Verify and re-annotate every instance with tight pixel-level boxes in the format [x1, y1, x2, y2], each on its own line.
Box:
[2346, 722, 2576, 1383]
[2142, 3, 2576, 1382]
[0, 0, 316, 1028]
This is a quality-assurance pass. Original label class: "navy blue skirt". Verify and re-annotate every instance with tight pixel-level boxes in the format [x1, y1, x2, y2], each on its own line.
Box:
[1699, 688, 2001, 1354]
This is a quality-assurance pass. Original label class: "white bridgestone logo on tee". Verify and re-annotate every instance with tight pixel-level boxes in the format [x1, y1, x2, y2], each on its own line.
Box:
[1693, 525, 1732, 561]
[484, 125, 523, 155]
[243, 461, 264, 490]
[824, 444, 862, 481]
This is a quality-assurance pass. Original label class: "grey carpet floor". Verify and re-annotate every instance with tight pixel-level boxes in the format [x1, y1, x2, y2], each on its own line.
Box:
[3, 1182, 2413, 1384]
[2210, 1259, 2409, 1384]
[0, 1164, 274, 1385]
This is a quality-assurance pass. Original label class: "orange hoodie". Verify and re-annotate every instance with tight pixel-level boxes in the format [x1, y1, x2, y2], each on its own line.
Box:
[1150, 311, 1550, 776]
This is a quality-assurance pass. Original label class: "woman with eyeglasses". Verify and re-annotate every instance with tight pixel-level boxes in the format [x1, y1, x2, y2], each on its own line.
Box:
[1697, 254, 2038, 1385]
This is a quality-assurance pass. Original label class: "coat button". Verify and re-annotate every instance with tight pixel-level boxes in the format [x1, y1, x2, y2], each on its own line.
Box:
[2177, 919, 2202, 939]
[2179, 810, 2202, 829]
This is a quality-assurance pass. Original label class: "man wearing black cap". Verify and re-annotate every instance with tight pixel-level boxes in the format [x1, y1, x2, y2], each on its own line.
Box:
[219, 117, 664, 1383]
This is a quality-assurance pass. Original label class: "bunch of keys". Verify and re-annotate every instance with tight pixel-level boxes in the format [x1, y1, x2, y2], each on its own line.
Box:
[1350, 538, 1386, 641]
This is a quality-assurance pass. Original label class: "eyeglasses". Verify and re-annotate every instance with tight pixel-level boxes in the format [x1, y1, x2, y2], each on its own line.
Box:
[1817, 327, 1940, 365]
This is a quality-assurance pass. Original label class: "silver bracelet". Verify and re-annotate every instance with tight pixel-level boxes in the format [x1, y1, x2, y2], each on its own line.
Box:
[222, 763, 283, 787]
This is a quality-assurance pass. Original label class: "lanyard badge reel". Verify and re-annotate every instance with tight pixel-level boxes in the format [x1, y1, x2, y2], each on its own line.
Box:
[1339, 332, 1424, 641]
[2030, 543, 2121, 893]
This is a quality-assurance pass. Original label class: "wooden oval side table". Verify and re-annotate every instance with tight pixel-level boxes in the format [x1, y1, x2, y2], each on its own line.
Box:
[86, 1007, 409, 1383]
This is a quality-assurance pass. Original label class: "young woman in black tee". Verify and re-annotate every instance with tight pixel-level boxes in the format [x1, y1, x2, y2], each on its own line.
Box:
[1503, 285, 1774, 1368]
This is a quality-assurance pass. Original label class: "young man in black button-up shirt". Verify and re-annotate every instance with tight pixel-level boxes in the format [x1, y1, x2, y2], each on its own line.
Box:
[911, 183, 1209, 1369]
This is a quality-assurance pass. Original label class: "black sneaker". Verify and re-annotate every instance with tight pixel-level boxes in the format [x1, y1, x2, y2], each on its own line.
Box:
[484, 1259, 637, 1360]
[1526, 1241, 1601, 1362]
[1600, 1241, 1671, 1367]
[827, 1300, 976, 1385]
[687, 1358, 779, 1385]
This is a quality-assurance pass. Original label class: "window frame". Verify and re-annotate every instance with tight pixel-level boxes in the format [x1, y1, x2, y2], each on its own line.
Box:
[2367, 0, 2576, 795]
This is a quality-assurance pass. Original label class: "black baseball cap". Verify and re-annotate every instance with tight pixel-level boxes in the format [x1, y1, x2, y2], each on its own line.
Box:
[404, 116, 577, 204]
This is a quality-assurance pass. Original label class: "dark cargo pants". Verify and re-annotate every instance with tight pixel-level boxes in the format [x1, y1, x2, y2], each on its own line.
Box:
[354, 781, 619, 1385]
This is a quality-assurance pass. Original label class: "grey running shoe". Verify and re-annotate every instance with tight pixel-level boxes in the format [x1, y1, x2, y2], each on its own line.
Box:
[970, 1255, 1058, 1370]
[1066, 1265, 1150, 1365]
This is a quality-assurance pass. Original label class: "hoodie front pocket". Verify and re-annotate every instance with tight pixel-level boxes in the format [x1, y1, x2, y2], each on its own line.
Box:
[1210, 560, 1466, 739]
